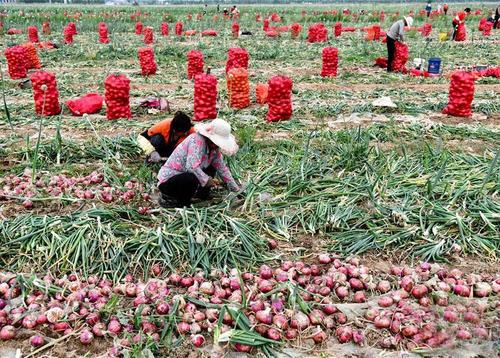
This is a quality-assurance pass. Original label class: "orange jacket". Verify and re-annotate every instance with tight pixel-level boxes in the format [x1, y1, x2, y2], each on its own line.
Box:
[147, 118, 195, 147]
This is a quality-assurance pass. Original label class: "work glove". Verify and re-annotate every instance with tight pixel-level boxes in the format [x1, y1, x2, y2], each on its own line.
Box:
[148, 151, 162, 163]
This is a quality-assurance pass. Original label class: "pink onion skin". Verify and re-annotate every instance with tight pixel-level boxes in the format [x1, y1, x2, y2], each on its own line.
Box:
[259, 265, 273, 279]
[400, 276, 414, 292]
[443, 310, 459, 323]
[364, 307, 378, 321]
[176, 322, 190, 335]
[318, 254, 331, 264]
[353, 330, 365, 344]
[250, 301, 265, 313]
[463, 311, 480, 323]
[336, 326, 353, 343]
[258, 279, 274, 293]
[473, 327, 489, 339]
[411, 284, 428, 299]
[334, 312, 347, 324]
[234, 343, 252, 352]
[377, 296, 394, 308]
[374, 316, 390, 329]
[272, 314, 288, 330]
[335, 286, 349, 300]
[353, 291, 366, 303]
[312, 328, 327, 344]
[284, 329, 298, 340]
[377, 280, 391, 293]
[308, 309, 325, 326]
[108, 320, 122, 335]
[80, 329, 94, 345]
[473, 282, 492, 298]
[92, 323, 106, 337]
[0, 325, 15, 341]
[323, 304, 337, 315]
[290, 312, 310, 330]
[454, 284, 471, 297]
[401, 325, 418, 337]
[457, 329, 471, 340]
[256, 309, 272, 325]
[30, 335, 45, 347]
[267, 328, 281, 341]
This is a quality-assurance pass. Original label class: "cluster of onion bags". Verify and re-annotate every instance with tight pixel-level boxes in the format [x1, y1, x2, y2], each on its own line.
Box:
[30, 71, 61, 116]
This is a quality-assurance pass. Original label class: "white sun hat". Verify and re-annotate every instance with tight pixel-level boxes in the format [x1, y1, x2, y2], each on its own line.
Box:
[404, 16, 414, 27]
[196, 118, 239, 156]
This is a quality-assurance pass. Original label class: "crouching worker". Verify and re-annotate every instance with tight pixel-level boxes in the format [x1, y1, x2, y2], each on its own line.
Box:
[138, 111, 195, 163]
[157, 118, 240, 208]
[386, 16, 413, 72]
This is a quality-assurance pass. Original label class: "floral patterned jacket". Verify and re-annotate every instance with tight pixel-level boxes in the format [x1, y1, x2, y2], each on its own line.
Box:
[157, 133, 239, 191]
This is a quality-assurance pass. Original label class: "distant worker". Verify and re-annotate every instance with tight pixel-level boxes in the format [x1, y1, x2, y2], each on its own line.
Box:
[437, 4, 442, 14]
[464, 8, 471, 15]
[452, 11, 465, 40]
[443, 3, 449, 15]
[203, 4, 207, 16]
[425, 2, 432, 17]
[223, 8, 228, 16]
[217, 3, 220, 12]
[231, 5, 239, 18]
[494, 5, 500, 29]
[386, 16, 413, 72]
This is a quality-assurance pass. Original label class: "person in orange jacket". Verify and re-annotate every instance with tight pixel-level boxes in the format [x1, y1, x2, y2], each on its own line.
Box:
[443, 3, 449, 15]
[138, 111, 195, 163]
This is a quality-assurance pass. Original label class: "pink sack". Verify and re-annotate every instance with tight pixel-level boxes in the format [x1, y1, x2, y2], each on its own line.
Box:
[66, 93, 104, 116]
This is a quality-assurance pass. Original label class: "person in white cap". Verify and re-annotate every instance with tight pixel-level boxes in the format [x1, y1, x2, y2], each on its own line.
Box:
[386, 16, 413, 72]
[156, 118, 240, 208]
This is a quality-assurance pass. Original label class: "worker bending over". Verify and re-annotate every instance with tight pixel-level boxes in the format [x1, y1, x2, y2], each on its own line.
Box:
[386, 16, 413, 72]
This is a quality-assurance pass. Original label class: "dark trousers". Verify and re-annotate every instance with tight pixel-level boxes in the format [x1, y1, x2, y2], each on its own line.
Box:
[494, 13, 499, 30]
[159, 166, 216, 207]
[452, 21, 458, 40]
[141, 131, 175, 158]
[386, 36, 396, 72]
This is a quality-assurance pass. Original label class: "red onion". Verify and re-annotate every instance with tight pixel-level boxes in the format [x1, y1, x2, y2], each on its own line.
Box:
[36, 314, 47, 325]
[353, 330, 364, 344]
[418, 296, 431, 307]
[377, 296, 393, 307]
[177, 322, 190, 334]
[290, 311, 310, 330]
[190, 334, 205, 347]
[108, 319, 122, 334]
[336, 326, 353, 343]
[411, 284, 428, 299]
[229, 279, 241, 291]
[30, 335, 45, 347]
[250, 300, 265, 312]
[284, 329, 298, 340]
[318, 254, 331, 264]
[401, 325, 418, 337]
[364, 307, 378, 321]
[353, 291, 366, 303]
[390, 319, 401, 333]
[443, 310, 459, 323]
[308, 309, 325, 325]
[258, 279, 274, 293]
[473, 327, 489, 339]
[259, 265, 273, 279]
[312, 328, 327, 343]
[374, 316, 390, 329]
[322, 304, 337, 315]
[22, 315, 37, 329]
[255, 324, 268, 335]
[271, 299, 284, 312]
[267, 328, 281, 341]
[473, 282, 492, 297]
[267, 239, 278, 250]
[323, 316, 335, 329]
[390, 266, 403, 276]
[300, 266, 312, 276]
[256, 308, 272, 325]
[156, 302, 170, 315]
[53, 322, 70, 331]
[234, 343, 252, 352]
[400, 276, 414, 292]
[335, 286, 349, 300]
[376, 280, 391, 293]
[92, 323, 106, 337]
[456, 329, 471, 340]
[454, 284, 470, 297]
[0, 325, 15, 341]
[180, 276, 194, 288]
[272, 314, 288, 329]
[281, 261, 293, 271]
[334, 312, 347, 324]
[464, 311, 479, 323]
[349, 278, 364, 291]
[80, 329, 94, 345]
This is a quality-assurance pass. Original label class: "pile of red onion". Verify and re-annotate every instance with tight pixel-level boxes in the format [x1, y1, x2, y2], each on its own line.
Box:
[0, 171, 152, 213]
[0, 256, 497, 355]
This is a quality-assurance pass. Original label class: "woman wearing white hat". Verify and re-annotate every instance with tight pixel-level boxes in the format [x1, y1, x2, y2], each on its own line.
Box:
[157, 118, 240, 207]
[386, 16, 413, 72]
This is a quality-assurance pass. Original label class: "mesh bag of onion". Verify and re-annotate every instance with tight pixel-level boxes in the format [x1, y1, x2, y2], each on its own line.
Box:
[135, 22, 143, 35]
[161, 22, 168, 36]
[442, 71, 475, 117]
[321, 47, 338, 77]
[67, 22, 77, 35]
[27, 26, 39, 43]
[455, 23, 466, 41]
[226, 47, 249, 74]
[4, 46, 28, 80]
[193, 73, 217, 121]
[143, 27, 154, 45]
[392, 41, 409, 73]
[482, 22, 493, 36]
[308, 23, 328, 43]
[227, 67, 250, 109]
[187, 50, 204, 80]
[30, 71, 61, 116]
[175, 22, 183, 36]
[255, 83, 269, 104]
[98, 22, 109, 44]
[334, 22, 342, 37]
[232, 22, 239, 38]
[421, 23, 432, 37]
[105, 74, 132, 120]
[138, 47, 157, 76]
[290, 23, 302, 38]
[22, 42, 42, 70]
[42, 21, 50, 35]
[266, 76, 293, 122]
[63, 25, 74, 44]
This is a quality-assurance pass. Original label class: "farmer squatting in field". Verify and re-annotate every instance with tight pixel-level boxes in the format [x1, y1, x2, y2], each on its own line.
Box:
[156, 118, 240, 208]
[386, 16, 413, 72]
[137, 111, 195, 163]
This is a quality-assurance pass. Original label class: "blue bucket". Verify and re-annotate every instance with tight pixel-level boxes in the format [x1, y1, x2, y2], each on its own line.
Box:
[428, 58, 441, 75]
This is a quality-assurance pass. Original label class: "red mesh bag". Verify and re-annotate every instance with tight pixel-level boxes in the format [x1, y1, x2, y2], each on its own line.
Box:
[277, 26, 289, 33]
[482, 22, 493, 36]
[266, 30, 280, 37]
[161, 22, 168, 36]
[374, 57, 388, 68]
[342, 27, 356, 32]
[98, 22, 109, 44]
[28, 26, 39, 43]
[478, 18, 487, 31]
[226, 47, 249, 74]
[232, 22, 239, 38]
[135, 22, 143, 35]
[392, 42, 409, 73]
[66, 93, 103, 116]
[202, 29, 217, 37]
[175, 22, 183, 36]
[22, 43, 42, 70]
[290, 23, 302, 39]
[271, 13, 281, 22]
[187, 50, 204, 79]
[334, 22, 342, 37]
[373, 24, 381, 40]
[442, 71, 475, 117]
[193, 73, 217, 121]
[63, 25, 74, 44]
[7, 28, 23, 35]
[421, 23, 432, 37]
[227, 67, 250, 109]
[481, 67, 500, 78]
[380, 11, 385, 22]
[455, 23, 466, 41]
[321, 47, 338, 77]
[105, 74, 131, 120]
[187, 13, 192, 21]
[143, 27, 154, 44]
[138, 47, 157, 76]
[67, 22, 77, 35]
[30, 71, 61, 116]
[256, 83, 268, 104]
[4, 46, 28, 80]
[308, 23, 328, 43]
[42, 21, 50, 35]
[255, 14, 261, 22]
[184, 30, 197, 36]
[263, 18, 270, 31]
[266, 76, 293, 122]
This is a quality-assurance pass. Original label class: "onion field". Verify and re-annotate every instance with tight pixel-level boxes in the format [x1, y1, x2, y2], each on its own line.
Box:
[0, 3, 499, 357]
